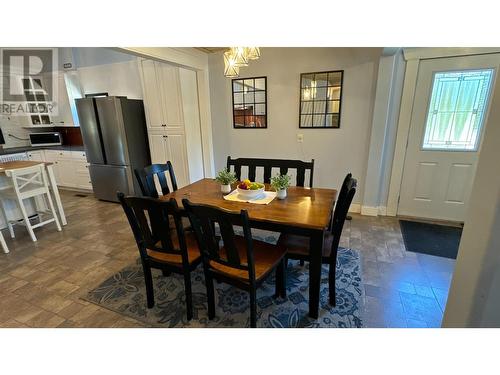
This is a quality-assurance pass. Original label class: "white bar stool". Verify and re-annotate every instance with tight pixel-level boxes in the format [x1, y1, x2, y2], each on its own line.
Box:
[0, 164, 61, 242]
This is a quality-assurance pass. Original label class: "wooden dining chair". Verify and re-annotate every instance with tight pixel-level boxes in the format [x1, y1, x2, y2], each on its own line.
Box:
[134, 161, 178, 198]
[278, 176, 357, 306]
[296, 172, 352, 266]
[328, 173, 352, 231]
[182, 199, 287, 328]
[117, 192, 201, 321]
[226, 156, 315, 187]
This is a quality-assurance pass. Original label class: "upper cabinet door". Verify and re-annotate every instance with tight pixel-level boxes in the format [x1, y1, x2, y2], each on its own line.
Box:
[141, 60, 166, 130]
[157, 63, 184, 130]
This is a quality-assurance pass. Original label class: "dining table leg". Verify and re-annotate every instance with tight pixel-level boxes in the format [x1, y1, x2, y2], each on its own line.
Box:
[46, 164, 67, 226]
[308, 229, 325, 319]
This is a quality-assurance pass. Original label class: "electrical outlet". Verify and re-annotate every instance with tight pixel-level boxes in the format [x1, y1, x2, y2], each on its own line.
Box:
[297, 133, 304, 143]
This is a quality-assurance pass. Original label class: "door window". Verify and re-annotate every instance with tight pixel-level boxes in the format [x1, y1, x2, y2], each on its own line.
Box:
[422, 69, 494, 151]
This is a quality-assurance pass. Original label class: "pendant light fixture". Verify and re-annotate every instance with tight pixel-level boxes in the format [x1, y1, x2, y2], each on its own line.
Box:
[223, 47, 261, 78]
[246, 47, 261, 60]
[223, 50, 240, 78]
[231, 47, 249, 67]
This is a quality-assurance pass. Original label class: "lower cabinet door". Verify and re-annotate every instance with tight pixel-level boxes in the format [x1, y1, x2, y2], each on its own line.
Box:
[57, 159, 76, 187]
[164, 134, 189, 188]
[149, 133, 168, 164]
[75, 162, 93, 190]
[148, 132, 190, 188]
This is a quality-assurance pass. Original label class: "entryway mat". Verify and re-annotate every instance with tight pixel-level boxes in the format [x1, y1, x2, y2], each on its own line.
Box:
[399, 220, 462, 259]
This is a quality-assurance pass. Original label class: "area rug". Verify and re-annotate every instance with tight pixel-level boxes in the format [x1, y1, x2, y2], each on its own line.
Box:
[399, 220, 462, 259]
[84, 230, 364, 328]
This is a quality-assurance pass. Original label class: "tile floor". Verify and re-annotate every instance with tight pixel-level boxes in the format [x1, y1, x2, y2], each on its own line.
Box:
[0, 191, 455, 328]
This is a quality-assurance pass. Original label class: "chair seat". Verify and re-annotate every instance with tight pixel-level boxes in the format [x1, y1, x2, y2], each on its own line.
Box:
[209, 236, 286, 282]
[278, 233, 334, 262]
[147, 232, 201, 265]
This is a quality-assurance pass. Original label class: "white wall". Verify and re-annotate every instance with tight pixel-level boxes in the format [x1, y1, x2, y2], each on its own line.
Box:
[77, 60, 142, 99]
[179, 67, 205, 183]
[442, 74, 500, 327]
[208, 47, 381, 204]
[361, 50, 406, 215]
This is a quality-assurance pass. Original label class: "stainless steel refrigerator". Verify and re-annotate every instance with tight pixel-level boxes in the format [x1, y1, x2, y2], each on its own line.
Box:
[76, 96, 150, 202]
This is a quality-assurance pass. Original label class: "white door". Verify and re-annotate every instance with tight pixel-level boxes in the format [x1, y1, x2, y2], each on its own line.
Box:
[398, 54, 499, 222]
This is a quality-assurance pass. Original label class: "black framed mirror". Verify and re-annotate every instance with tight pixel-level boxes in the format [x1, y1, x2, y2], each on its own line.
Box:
[232, 76, 267, 128]
[299, 70, 343, 128]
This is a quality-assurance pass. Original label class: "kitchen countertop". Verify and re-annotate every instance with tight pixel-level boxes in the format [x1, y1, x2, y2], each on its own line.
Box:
[0, 145, 85, 155]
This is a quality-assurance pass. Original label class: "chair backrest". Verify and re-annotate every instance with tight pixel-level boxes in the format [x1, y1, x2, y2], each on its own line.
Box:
[5, 164, 49, 197]
[226, 156, 315, 187]
[117, 192, 189, 266]
[336, 173, 352, 212]
[182, 198, 256, 281]
[134, 161, 178, 198]
[329, 176, 357, 259]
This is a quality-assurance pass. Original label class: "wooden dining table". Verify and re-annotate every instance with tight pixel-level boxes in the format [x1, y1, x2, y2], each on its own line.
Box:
[161, 178, 337, 319]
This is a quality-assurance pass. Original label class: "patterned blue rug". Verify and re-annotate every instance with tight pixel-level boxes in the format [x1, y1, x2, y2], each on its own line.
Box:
[85, 231, 364, 328]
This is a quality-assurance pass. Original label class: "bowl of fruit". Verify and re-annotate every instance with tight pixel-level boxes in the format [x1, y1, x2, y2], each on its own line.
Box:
[237, 179, 265, 199]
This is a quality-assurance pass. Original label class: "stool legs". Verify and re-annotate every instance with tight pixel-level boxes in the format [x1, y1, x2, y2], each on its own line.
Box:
[0, 231, 9, 254]
[0, 201, 14, 239]
[16, 197, 37, 242]
[44, 191, 61, 232]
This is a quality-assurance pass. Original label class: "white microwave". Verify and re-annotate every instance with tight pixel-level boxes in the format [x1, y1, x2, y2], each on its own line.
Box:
[29, 132, 63, 147]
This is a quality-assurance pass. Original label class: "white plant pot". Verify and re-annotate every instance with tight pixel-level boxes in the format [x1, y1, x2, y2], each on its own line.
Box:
[277, 189, 287, 200]
[221, 184, 232, 194]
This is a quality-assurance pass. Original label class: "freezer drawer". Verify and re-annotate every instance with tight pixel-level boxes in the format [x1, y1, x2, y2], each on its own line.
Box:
[89, 164, 134, 202]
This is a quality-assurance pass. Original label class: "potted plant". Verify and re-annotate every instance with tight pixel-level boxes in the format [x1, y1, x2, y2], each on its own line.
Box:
[215, 168, 237, 194]
[270, 173, 291, 200]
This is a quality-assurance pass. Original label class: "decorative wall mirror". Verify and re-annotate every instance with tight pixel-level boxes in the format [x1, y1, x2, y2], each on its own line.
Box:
[299, 70, 343, 128]
[232, 76, 267, 128]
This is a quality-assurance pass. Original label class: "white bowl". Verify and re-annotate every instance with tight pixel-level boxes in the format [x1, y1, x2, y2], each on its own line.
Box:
[237, 187, 265, 200]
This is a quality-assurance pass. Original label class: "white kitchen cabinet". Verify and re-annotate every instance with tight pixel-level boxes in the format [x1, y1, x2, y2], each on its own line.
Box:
[43, 150, 62, 184]
[74, 161, 92, 190]
[164, 133, 189, 188]
[148, 132, 189, 188]
[140, 60, 165, 130]
[57, 159, 76, 187]
[27, 151, 44, 162]
[140, 60, 205, 188]
[140, 60, 184, 132]
[158, 64, 184, 130]
[31, 149, 92, 190]
[149, 133, 168, 163]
